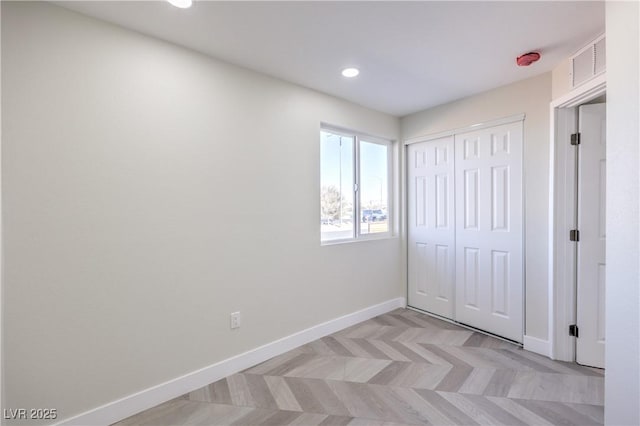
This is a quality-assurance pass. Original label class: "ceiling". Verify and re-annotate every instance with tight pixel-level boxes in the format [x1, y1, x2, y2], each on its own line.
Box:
[56, 1, 605, 117]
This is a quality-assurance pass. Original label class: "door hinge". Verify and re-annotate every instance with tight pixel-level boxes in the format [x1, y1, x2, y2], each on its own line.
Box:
[569, 324, 579, 338]
[571, 133, 581, 145]
[570, 229, 580, 242]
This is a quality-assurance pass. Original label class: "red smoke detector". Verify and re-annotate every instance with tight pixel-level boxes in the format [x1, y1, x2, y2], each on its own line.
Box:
[516, 52, 541, 66]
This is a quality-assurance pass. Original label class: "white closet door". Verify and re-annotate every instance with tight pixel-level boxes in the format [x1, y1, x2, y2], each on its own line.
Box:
[454, 121, 523, 342]
[407, 136, 455, 319]
[576, 103, 606, 368]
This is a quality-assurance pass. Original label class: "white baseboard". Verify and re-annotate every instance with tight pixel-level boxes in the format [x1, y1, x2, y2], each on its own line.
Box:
[523, 334, 552, 358]
[57, 297, 406, 426]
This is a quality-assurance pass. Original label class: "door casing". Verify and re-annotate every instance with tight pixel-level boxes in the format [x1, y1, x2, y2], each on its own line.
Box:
[549, 74, 606, 362]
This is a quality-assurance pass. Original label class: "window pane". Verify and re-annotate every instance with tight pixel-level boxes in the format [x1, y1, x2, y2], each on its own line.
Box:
[321, 131, 354, 241]
[360, 140, 389, 235]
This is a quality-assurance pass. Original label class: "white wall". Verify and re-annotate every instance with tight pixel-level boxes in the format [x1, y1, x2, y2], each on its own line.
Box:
[401, 74, 552, 342]
[604, 1, 640, 424]
[551, 57, 572, 100]
[1, 2, 402, 423]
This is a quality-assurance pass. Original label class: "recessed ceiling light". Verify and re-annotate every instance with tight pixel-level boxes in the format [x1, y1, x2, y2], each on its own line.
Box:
[341, 68, 360, 78]
[167, 0, 192, 8]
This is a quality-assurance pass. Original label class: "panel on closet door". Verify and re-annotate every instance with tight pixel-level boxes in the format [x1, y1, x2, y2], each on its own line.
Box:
[416, 243, 428, 295]
[464, 137, 480, 160]
[454, 121, 523, 343]
[415, 176, 427, 227]
[435, 174, 449, 228]
[415, 149, 427, 168]
[491, 132, 510, 156]
[435, 245, 450, 301]
[491, 250, 510, 317]
[464, 169, 479, 229]
[407, 136, 455, 319]
[435, 146, 448, 165]
[463, 247, 480, 309]
[491, 166, 510, 231]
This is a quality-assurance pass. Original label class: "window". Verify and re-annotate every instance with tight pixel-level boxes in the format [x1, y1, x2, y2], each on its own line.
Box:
[320, 126, 392, 243]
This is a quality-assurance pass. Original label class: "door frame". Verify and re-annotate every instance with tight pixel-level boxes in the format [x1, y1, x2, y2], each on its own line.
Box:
[549, 74, 606, 362]
[403, 113, 525, 336]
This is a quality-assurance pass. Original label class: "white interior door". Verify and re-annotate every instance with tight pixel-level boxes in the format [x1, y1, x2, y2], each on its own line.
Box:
[407, 137, 455, 319]
[576, 103, 606, 368]
[454, 121, 524, 342]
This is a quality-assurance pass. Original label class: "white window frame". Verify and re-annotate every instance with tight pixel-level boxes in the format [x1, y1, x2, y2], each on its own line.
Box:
[320, 124, 393, 244]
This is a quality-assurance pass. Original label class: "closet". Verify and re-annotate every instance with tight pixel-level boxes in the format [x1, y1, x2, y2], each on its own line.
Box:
[407, 119, 524, 343]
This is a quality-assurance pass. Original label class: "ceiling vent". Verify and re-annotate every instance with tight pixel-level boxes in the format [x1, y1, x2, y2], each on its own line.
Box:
[570, 34, 605, 89]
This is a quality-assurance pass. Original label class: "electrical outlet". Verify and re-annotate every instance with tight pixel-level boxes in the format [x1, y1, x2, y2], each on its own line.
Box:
[230, 312, 241, 329]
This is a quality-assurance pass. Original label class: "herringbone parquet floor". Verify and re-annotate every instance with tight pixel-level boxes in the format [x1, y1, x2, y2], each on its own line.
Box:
[115, 308, 604, 425]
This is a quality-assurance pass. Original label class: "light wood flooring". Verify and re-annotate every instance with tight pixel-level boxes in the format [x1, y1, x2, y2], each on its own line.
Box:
[115, 308, 604, 425]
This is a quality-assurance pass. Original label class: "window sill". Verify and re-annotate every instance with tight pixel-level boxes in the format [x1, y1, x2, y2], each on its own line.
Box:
[321, 233, 397, 246]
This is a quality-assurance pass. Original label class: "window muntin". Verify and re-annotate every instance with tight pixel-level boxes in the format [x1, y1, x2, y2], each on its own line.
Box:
[321, 127, 391, 243]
